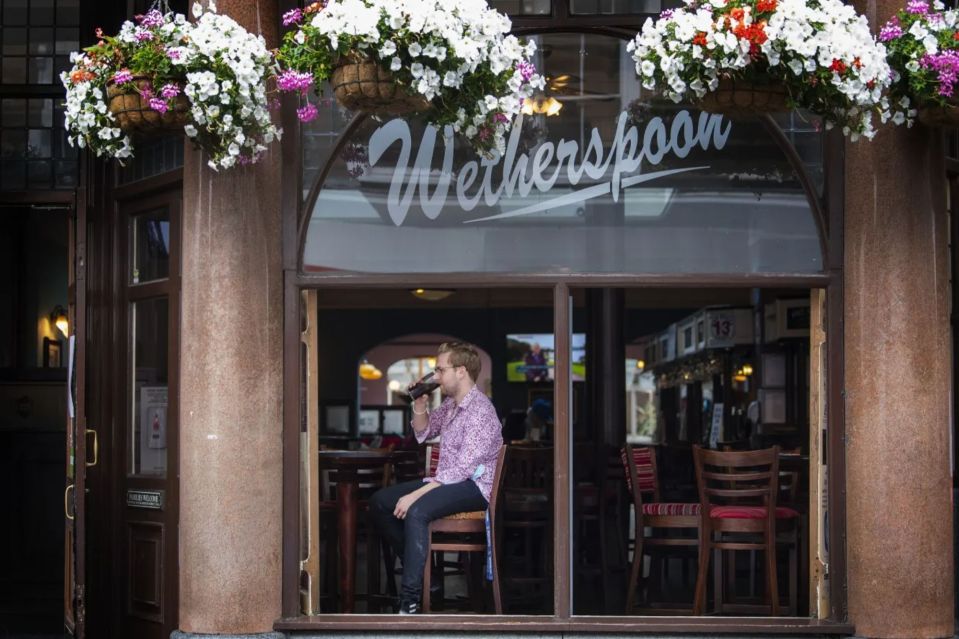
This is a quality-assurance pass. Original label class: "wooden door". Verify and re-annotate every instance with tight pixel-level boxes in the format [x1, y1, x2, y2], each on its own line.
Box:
[115, 191, 180, 639]
[65, 189, 88, 637]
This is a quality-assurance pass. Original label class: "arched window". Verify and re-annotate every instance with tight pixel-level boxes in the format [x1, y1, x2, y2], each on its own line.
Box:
[299, 32, 825, 276]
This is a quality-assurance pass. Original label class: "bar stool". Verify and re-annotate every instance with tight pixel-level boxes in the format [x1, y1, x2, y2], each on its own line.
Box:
[621, 444, 700, 614]
[422, 445, 508, 614]
[692, 445, 799, 616]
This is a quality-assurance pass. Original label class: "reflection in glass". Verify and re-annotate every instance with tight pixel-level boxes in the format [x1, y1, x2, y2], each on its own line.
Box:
[131, 209, 171, 283]
[490, 0, 551, 14]
[130, 297, 169, 477]
[569, 0, 660, 13]
[303, 33, 824, 276]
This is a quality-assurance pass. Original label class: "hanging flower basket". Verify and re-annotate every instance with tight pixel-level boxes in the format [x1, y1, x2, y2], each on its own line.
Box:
[62, 3, 280, 170]
[628, 0, 897, 140]
[880, 0, 958, 129]
[696, 79, 789, 118]
[276, 0, 544, 158]
[106, 75, 189, 135]
[330, 53, 431, 116]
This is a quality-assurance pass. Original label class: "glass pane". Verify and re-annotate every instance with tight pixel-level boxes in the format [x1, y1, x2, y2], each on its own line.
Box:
[2, 99, 27, 127]
[130, 297, 170, 478]
[3, 28, 28, 55]
[31, 0, 55, 24]
[1, 129, 26, 157]
[57, 0, 80, 26]
[53, 159, 77, 188]
[571, 287, 813, 616]
[302, 33, 824, 276]
[55, 27, 77, 55]
[130, 208, 171, 283]
[29, 28, 54, 54]
[28, 98, 53, 127]
[570, 0, 660, 13]
[3, 0, 28, 25]
[2, 57, 27, 83]
[28, 56, 53, 83]
[1, 160, 26, 190]
[27, 128, 51, 157]
[26, 159, 50, 188]
[311, 286, 555, 614]
[490, 0, 551, 14]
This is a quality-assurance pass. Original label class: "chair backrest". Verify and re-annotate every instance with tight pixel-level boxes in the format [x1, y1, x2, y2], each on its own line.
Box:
[390, 448, 424, 483]
[425, 443, 441, 478]
[620, 444, 661, 503]
[487, 444, 510, 521]
[504, 445, 553, 493]
[693, 445, 781, 516]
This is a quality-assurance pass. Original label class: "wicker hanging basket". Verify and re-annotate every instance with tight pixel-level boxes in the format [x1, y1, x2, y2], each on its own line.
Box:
[331, 54, 431, 116]
[106, 76, 189, 136]
[696, 79, 790, 119]
[918, 104, 959, 128]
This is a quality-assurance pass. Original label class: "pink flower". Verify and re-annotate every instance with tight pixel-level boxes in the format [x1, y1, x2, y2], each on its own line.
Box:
[166, 48, 181, 61]
[277, 70, 314, 93]
[148, 97, 168, 113]
[160, 83, 180, 98]
[112, 69, 134, 84]
[137, 9, 165, 28]
[134, 28, 153, 42]
[282, 8, 303, 26]
[297, 102, 318, 122]
[139, 83, 154, 100]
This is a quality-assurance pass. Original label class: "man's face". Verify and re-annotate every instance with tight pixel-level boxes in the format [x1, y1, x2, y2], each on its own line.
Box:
[434, 352, 462, 396]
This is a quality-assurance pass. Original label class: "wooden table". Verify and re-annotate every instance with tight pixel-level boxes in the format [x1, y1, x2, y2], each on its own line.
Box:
[317, 449, 394, 613]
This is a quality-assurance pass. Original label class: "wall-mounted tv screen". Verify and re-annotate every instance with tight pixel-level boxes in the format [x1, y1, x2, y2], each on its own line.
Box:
[507, 333, 586, 382]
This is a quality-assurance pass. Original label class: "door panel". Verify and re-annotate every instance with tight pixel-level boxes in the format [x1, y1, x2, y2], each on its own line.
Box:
[65, 188, 87, 637]
[116, 192, 180, 639]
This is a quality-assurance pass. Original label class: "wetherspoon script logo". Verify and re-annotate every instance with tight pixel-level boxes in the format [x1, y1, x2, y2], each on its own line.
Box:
[366, 111, 732, 227]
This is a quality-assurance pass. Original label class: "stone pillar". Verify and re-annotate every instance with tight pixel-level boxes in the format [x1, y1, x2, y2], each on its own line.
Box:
[843, 16, 954, 635]
[176, 0, 283, 635]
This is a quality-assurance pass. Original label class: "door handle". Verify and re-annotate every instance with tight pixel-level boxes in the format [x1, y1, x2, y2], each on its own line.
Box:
[64, 484, 75, 521]
[85, 429, 98, 467]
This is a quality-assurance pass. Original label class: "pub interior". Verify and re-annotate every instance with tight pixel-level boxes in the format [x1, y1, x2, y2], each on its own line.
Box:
[301, 286, 816, 616]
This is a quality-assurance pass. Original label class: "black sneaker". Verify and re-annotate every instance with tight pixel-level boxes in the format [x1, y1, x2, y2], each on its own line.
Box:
[398, 599, 420, 615]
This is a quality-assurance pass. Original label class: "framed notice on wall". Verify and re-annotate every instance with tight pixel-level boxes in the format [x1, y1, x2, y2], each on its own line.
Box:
[139, 385, 168, 475]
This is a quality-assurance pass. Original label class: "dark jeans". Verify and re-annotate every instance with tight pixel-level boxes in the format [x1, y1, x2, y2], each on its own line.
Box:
[369, 479, 487, 602]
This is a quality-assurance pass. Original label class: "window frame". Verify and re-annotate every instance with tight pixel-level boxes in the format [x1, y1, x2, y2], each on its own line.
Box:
[277, 0, 850, 632]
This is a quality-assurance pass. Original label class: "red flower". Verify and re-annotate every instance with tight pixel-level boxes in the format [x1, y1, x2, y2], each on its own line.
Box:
[853, 57, 862, 69]
[693, 31, 709, 46]
[730, 7, 745, 20]
[830, 58, 847, 73]
[756, 0, 777, 12]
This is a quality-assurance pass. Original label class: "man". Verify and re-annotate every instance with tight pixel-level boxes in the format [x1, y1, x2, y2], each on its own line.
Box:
[369, 341, 503, 615]
[523, 342, 549, 382]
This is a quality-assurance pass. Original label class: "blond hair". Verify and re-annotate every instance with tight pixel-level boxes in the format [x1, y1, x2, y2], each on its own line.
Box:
[438, 341, 481, 382]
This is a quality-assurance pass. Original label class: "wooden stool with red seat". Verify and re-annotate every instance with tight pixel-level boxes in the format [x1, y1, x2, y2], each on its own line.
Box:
[692, 445, 800, 616]
[622, 444, 701, 613]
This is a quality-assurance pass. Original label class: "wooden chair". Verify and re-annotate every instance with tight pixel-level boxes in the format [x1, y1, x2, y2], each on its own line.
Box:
[422, 445, 507, 614]
[622, 444, 701, 613]
[500, 445, 553, 613]
[692, 445, 799, 616]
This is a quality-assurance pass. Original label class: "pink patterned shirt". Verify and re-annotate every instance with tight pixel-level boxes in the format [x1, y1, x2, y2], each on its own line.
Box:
[415, 385, 503, 502]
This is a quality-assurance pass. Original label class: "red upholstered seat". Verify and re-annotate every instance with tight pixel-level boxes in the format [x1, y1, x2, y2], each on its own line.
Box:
[709, 505, 800, 520]
[642, 502, 701, 516]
